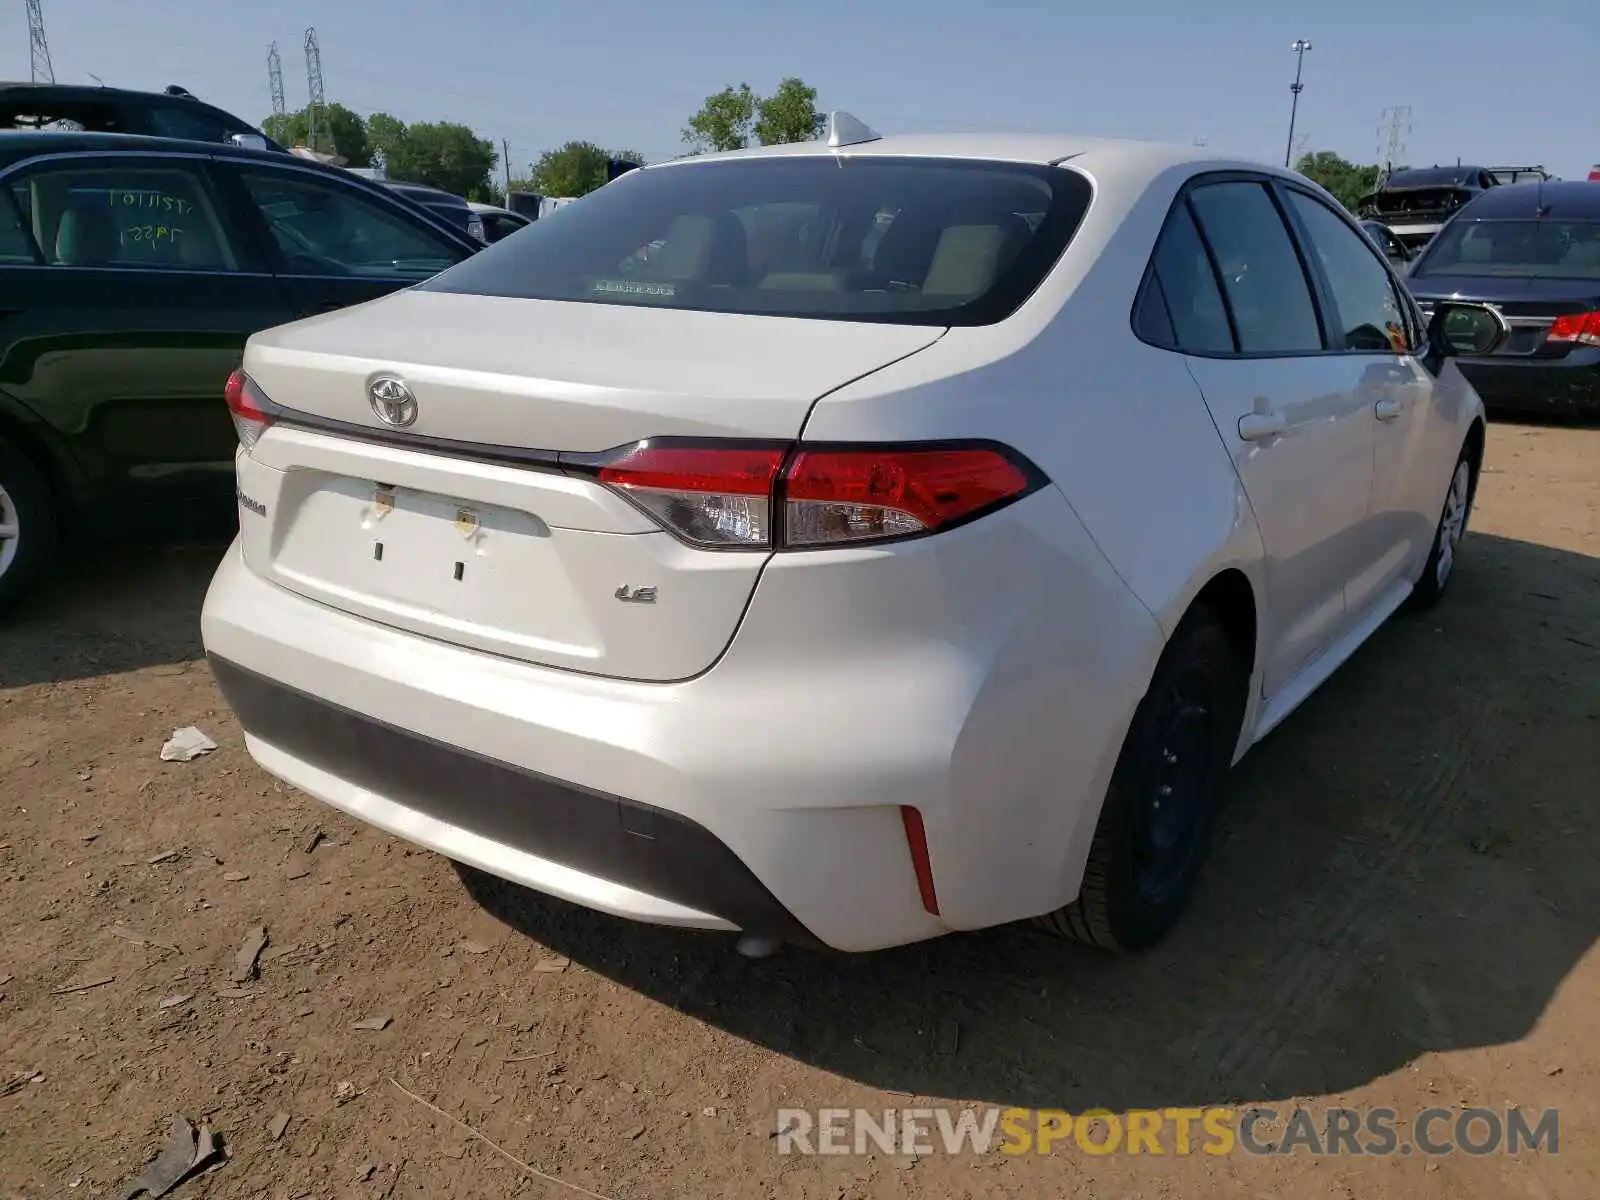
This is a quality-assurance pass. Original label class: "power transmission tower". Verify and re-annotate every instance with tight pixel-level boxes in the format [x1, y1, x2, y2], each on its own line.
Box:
[1377, 105, 1411, 171]
[267, 42, 286, 119]
[303, 27, 326, 155]
[26, 0, 55, 84]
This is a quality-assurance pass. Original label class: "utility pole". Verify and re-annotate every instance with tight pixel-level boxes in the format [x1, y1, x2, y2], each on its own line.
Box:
[303, 27, 326, 155]
[502, 138, 512, 199]
[26, 0, 55, 84]
[267, 43, 286, 120]
[1284, 39, 1312, 169]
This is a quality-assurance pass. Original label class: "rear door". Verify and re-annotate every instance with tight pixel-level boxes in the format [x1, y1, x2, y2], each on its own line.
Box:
[1, 150, 294, 528]
[215, 160, 473, 317]
[1156, 176, 1378, 697]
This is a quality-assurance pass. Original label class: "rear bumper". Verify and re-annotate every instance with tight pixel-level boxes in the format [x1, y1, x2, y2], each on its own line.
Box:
[209, 655, 821, 946]
[1457, 355, 1600, 419]
[201, 483, 1158, 952]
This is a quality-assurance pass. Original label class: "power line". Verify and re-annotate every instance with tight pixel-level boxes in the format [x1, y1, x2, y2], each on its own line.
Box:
[26, 0, 55, 84]
[267, 42, 286, 120]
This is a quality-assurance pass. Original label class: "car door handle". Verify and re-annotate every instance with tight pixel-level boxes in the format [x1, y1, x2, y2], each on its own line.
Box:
[1238, 410, 1288, 441]
[1374, 398, 1404, 421]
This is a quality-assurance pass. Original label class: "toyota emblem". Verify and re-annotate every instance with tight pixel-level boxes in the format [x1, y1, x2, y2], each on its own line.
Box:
[368, 375, 418, 427]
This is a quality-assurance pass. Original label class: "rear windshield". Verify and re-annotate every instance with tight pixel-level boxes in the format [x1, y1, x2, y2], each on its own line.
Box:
[1383, 168, 1476, 189]
[420, 156, 1093, 325]
[1413, 220, 1600, 279]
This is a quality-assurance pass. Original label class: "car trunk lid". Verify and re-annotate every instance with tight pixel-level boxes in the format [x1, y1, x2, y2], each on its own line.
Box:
[237, 290, 945, 680]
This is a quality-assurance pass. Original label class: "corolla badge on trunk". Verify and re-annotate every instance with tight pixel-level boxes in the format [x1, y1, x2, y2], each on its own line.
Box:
[368, 375, 418, 428]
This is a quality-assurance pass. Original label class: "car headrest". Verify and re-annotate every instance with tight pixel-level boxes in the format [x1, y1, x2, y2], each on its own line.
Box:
[55, 205, 121, 266]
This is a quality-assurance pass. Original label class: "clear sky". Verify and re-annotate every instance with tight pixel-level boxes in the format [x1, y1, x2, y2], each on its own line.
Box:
[8, 0, 1598, 181]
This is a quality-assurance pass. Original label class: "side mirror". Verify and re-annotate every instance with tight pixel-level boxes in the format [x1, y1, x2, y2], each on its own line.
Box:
[1428, 302, 1510, 358]
[230, 133, 270, 152]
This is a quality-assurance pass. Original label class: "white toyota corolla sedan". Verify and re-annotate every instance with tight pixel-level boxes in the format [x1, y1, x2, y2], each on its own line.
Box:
[202, 114, 1507, 955]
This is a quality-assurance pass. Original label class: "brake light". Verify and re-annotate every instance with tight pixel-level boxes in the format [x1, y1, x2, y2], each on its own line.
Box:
[1547, 310, 1600, 348]
[590, 440, 1042, 550]
[596, 443, 785, 547]
[224, 369, 275, 451]
[784, 445, 1037, 547]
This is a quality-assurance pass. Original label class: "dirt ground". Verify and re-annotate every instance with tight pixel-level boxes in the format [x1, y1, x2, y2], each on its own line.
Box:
[2, 421, 1596, 1200]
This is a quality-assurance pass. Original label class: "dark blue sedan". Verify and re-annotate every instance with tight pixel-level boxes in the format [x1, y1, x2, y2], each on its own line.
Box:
[1407, 181, 1600, 420]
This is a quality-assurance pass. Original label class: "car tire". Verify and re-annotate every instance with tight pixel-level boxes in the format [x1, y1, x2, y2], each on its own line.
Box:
[0, 435, 60, 614]
[1038, 607, 1245, 953]
[1406, 446, 1476, 613]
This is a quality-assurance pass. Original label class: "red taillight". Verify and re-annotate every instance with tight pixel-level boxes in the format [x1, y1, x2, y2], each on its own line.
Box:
[590, 440, 1041, 550]
[784, 445, 1036, 547]
[595, 443, 786, 547]
[224, 368, 275, 451]
[1547, 310, 1600, 348]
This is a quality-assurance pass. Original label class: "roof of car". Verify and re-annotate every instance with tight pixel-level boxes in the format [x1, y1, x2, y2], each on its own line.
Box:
[0, 81, 216, 105]
[0, 130, 369, 183]
[467, 201, 524, 216]
[1458, 180, 1600, 220]
[646, 132, 1250, 179]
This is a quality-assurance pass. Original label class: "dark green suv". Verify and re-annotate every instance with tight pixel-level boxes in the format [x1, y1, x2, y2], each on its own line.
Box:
[0, 131, 482, 607]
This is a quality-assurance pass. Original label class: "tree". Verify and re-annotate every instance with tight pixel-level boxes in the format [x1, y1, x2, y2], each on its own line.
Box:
[683, 84, 756, 153]
[528, 141, 646, 198]
[755, 77, 823, 146]
[365, 111, 409, 169]
[366, 116, 497, 198]
[1293, 151, 1383, 213]
[261, 103, 371, 166]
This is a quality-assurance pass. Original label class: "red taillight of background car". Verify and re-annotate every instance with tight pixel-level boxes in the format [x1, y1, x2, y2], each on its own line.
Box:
[1588, 165, 1600, 182]
[1546, 311, 1600, 348]
[224, 369, 276, 451]
[591, 440, 1043, 550]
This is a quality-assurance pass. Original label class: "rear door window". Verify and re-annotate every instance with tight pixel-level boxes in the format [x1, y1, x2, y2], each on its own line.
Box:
[420, 156, 1094, 326]
[232, 167, 466, 281]
[6, 161, 240, 271]
[1187, 181, 1325, 354]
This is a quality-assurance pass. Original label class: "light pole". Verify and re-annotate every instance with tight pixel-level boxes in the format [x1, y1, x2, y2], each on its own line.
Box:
[1285, 39, 1312, 169]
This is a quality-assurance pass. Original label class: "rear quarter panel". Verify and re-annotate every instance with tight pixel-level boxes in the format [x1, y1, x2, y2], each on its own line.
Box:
[796, 161, 1270, 920]
[801, 160, 1269, 682]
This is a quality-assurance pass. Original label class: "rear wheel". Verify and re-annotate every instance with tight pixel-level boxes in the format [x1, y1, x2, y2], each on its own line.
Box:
[1038, 608, 1245, 953]
[1407, 447, 1475, 612]
[0, 436, 60, 614]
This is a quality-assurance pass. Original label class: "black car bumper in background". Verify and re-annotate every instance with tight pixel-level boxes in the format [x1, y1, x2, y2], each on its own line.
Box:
[1456, 354, 1600, 420]
[208, 656, 823, 948]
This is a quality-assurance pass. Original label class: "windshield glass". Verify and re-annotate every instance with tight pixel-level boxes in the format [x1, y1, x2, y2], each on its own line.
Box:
[1413, 220, 1600, 279]
[1384, 168, 1474, 189]
[420, 156, 1092, 326]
